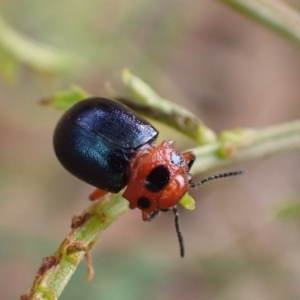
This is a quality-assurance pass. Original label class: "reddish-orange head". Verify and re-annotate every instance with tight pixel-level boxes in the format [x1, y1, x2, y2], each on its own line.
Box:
[123, 140, 195, 221]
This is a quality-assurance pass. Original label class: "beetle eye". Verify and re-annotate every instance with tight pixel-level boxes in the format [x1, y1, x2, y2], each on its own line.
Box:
[145, 165, 170, 192]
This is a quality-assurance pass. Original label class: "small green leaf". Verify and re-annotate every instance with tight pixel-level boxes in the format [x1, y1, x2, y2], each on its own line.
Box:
[179, 193, 195, 210]
[46, 86, 90, 110]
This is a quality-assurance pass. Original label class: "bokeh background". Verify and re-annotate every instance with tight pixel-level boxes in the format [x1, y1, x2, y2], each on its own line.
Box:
[1, 1, 300, 299]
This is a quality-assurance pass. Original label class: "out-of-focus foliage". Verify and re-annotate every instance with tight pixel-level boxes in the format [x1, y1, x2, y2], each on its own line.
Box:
[0, 15, 83, 80]
[275, 199, 300, 220]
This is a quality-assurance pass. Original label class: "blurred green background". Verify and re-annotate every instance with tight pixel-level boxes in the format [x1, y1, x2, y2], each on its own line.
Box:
[1, 1, 300, 299]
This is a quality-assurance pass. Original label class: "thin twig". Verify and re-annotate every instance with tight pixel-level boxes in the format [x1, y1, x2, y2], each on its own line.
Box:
[121, 69, 217, 145]
[21, 194, 129, 300]
[0, 15, 83, 73]
[218, 0, 300, 48]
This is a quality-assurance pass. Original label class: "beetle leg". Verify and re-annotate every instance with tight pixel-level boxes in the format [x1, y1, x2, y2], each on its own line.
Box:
[89, 188, 108, 201]
[182, 151, 196, 170]
[142, 210, 160, 221]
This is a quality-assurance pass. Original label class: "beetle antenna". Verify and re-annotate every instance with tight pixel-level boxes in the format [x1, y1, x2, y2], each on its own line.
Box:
[173, 206, 185, 258]
[190, 170, 246, 188]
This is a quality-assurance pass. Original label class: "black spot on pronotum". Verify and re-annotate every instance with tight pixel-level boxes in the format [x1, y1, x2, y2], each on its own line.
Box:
[137, 197, 151, 209]
[145, 165, 170, 192]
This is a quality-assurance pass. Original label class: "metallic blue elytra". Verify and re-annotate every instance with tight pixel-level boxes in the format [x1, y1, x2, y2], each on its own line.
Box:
[53, 97, 159, 193]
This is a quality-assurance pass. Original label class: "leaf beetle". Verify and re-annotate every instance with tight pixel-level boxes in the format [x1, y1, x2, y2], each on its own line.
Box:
[53, 97, 244, 257]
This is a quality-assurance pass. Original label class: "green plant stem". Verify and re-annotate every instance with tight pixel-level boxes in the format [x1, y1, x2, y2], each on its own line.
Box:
[21, 119, 300, 300]
[218, 0, 300, 48]
[0, 15, 82, 73]
[21, 194, 129, 300]
[121, 69, 217, 145]
[191, 119, 300, 173]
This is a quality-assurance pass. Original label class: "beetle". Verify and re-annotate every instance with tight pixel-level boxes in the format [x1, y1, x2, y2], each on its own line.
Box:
[53, 97, 244, 257]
